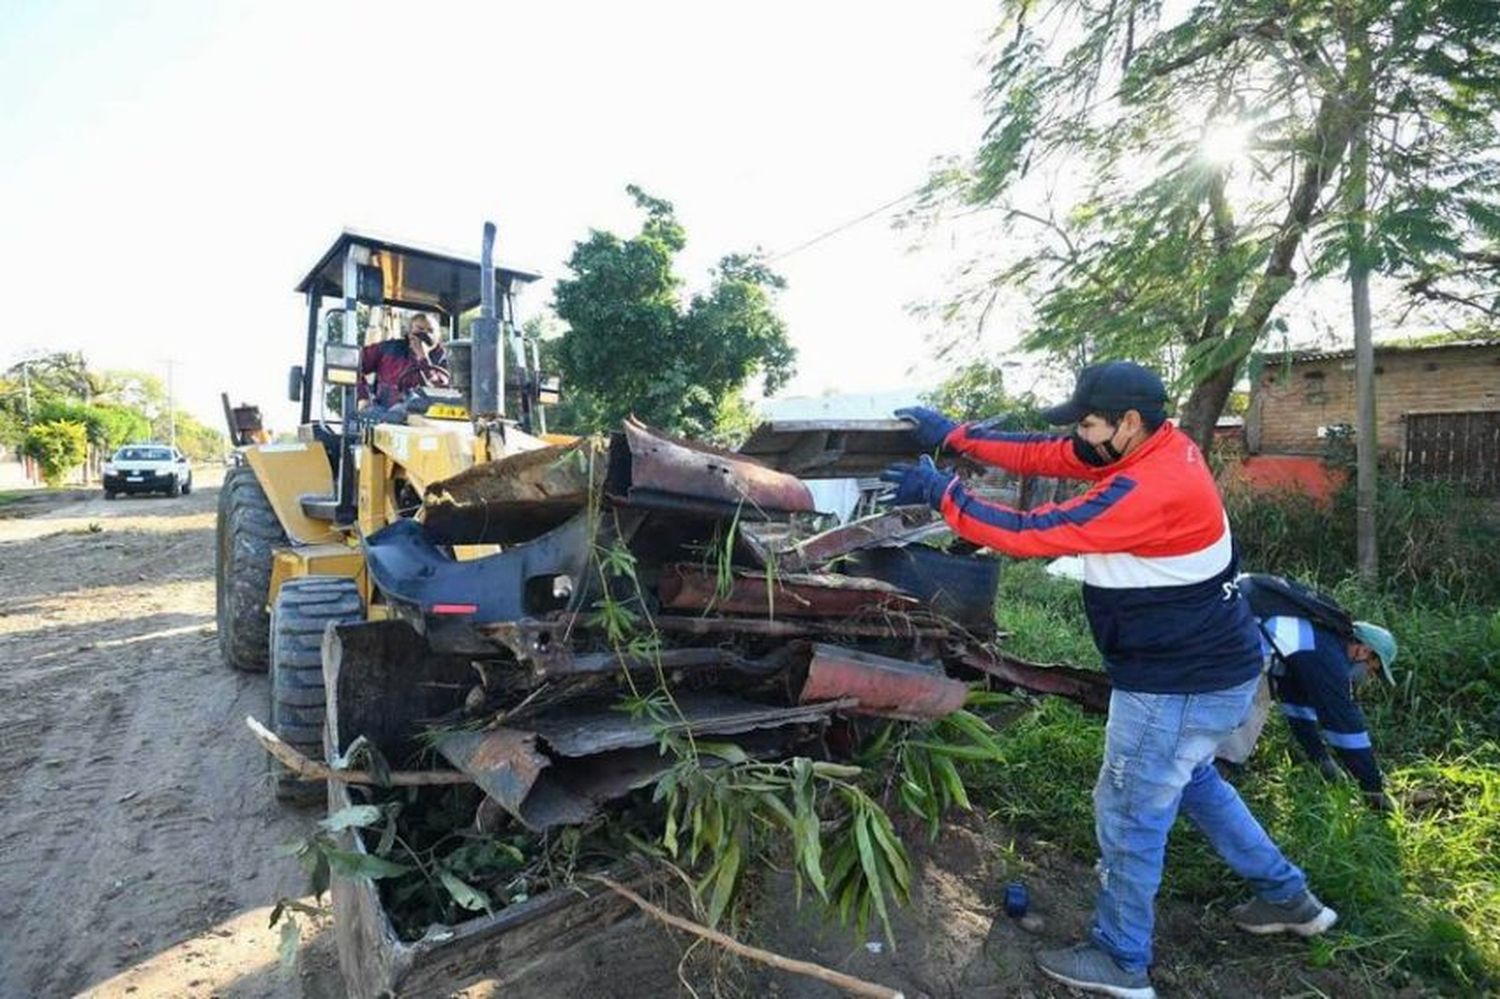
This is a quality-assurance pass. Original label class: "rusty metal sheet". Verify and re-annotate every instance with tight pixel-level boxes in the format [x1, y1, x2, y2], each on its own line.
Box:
[608, 419, 815, 520]
[798, 643, 968, 720]
[657, 564, 919, 619]
[956, 647, 1111, 714]
[549, 647, 781, 677]
[435, 695, 849, 831]
[436, 727, 556, 819]
[772, 507, 938, 573]
[737, 419, 923, 476]
[422, 438, 603, 544]
[652, 613, 952, 640]
[528, 692, 850, 757]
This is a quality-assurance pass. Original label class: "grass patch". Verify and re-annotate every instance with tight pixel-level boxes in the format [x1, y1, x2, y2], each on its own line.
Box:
[0, 490, 26, 507]
[975, 558, 1500, 992]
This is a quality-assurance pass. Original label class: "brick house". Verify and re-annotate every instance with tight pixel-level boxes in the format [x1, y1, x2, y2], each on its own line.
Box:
[1245, 339, 1500, 491]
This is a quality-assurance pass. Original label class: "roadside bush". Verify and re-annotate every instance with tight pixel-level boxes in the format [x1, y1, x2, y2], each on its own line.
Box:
[1225, 478, 1500, 606]
[22, 420, 88, 487]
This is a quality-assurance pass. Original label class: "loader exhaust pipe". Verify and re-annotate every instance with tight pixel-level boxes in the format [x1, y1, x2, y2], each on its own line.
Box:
[470, 222, 501, 417]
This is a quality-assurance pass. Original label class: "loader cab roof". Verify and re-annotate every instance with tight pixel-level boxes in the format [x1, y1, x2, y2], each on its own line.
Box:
[294, 229, 542, 316]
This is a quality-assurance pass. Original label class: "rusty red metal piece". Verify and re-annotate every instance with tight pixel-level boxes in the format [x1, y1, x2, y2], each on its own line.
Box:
[956, 647, 1111, 714]
[658, 564, 919, 619]
[608, 419, 815, 519]
[797, 642, 968, 721]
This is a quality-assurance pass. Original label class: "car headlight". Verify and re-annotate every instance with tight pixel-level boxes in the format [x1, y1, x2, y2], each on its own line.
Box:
[103, 463, 115, 475]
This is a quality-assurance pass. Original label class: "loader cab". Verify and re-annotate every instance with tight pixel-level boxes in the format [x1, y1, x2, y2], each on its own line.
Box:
[281, 228, 559, 527]
[290, 229, 547, 431]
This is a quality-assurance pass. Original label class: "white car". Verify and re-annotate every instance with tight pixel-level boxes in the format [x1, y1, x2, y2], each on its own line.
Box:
[103, 444, 194, 499]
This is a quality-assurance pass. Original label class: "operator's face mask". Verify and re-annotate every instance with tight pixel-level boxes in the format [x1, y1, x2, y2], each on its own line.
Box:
[1071, 417, 1129, 467]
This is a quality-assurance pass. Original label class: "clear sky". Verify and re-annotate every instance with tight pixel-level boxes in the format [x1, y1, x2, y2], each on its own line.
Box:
[1, 1, 1004, 433]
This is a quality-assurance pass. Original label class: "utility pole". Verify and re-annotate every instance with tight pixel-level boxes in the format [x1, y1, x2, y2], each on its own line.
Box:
[165, 359, 178, 450]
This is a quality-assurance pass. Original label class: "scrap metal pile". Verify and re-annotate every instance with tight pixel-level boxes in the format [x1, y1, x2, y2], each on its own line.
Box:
[332, 418, 1106, 838]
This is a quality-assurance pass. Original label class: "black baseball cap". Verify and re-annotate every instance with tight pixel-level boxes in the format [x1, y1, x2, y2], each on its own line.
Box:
[1040, 361, 1168, 425]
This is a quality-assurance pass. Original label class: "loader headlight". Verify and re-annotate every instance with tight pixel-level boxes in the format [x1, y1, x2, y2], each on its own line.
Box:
[324, 343, 361, 386]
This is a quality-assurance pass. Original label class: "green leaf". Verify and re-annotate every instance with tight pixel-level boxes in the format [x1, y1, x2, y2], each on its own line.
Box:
[705, 838, 742, 927]
[323, 847, 411, 880]
[932, 753, 972, 812]
[866, 808, 912, 898]
[277, 917, 300, 975]
[377, 816, 398, 857]
[795, 807, 828, 902]
[439, 870, 493, 914]
[905, 740, 1003, 761]
[320, 805, 382, 832]
[695, 740, 749, 764]
[852, 812, 895, 945]
[809, 761, 863, 779]
[662, 801, 680, 857]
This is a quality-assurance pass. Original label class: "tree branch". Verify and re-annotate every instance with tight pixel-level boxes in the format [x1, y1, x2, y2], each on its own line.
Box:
[245, 715, 471, 787]
[586, 875, 906, 999]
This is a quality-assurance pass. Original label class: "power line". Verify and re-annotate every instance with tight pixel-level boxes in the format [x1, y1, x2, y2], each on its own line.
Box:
[765, 188, 923, 263]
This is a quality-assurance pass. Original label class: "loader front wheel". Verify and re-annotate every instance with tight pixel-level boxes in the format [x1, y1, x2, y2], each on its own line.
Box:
[216, 464, 285, 671]
[269, 576, 363, 804]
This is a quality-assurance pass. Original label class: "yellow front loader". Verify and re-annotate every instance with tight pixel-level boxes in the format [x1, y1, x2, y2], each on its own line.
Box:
[214, 224, 563, 800]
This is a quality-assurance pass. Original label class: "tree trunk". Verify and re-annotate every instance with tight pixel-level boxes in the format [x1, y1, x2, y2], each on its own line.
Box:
[1177, 94, 1355, 453]
[1347, 20, 1378, 582]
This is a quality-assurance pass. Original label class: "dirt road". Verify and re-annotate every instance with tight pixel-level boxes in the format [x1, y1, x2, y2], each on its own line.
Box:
[0, 471, 342, 999]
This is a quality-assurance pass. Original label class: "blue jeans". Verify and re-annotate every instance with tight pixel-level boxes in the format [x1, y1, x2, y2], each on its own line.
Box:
[1090, 676, 1307, 972]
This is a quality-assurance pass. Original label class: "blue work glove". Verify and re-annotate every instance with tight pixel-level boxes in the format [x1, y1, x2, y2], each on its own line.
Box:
[894, 406, 959, 452]
[879, 455, 956, 510]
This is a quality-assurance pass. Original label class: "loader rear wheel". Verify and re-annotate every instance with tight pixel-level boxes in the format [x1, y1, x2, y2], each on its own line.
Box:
[216, 464, 285, 671]
[269, 576, 363, 804]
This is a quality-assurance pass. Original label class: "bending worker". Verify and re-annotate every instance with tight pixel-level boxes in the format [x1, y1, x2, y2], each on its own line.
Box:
[1223, 602, 1398, 812]
[885, 361, 1335, 999]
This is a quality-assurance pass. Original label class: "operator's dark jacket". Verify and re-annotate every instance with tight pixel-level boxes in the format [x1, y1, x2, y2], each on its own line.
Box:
[360, 340, 448, 408]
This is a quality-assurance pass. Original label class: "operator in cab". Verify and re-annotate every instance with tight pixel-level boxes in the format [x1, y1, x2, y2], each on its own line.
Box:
[359, 313, 451, 409]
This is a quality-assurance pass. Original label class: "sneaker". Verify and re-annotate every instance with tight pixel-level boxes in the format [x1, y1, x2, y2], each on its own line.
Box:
[1231, 890, 1339, 936]
[1035, 942, 1157, 999]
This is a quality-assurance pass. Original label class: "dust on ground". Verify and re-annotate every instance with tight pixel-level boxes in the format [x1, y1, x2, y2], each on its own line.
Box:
[0, 474, 1378, 998]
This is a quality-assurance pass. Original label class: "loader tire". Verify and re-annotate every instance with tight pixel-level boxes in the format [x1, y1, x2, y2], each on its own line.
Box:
[216, 464, 285, 672]
[269, 576, 363, 804]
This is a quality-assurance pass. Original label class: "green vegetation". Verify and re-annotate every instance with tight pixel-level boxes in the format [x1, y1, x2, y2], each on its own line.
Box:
[919, 1, 1500, 448]
[22, 420, 89, 487]
[977, 514, 1500, 990]
[1227, 478, 1500, 606]
[550, 186, 793, 439]
[1, 352, 224, 472]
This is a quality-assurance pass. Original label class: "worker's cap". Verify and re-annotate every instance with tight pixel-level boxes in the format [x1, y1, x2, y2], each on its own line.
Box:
[1040, 361, 1168, 426]
[1352, 621, 1398, 685]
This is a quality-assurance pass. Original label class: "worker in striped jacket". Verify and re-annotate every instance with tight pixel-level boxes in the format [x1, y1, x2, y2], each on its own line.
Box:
[885, 361, 1336, 999]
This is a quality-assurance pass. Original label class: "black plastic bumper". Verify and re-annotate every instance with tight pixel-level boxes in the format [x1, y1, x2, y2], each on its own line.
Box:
[104, 473, 176, 494]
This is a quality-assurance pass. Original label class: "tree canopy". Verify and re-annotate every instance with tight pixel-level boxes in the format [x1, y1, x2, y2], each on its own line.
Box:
[551, 186, 795, 438]
[1, 353, 223, 467]
[920, 0, 1500, 449]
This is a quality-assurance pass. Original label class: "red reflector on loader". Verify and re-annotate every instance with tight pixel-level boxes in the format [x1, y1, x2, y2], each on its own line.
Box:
[431, 603, 478, 615]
